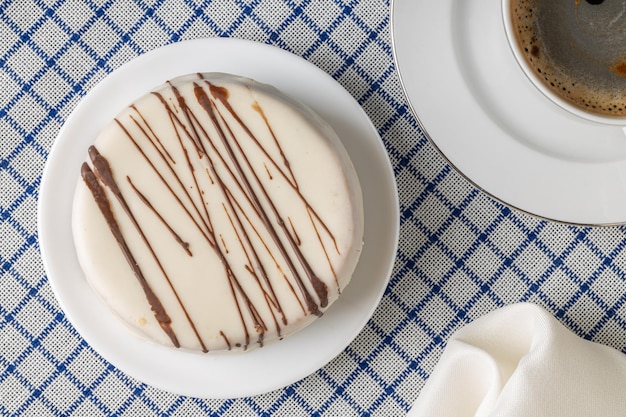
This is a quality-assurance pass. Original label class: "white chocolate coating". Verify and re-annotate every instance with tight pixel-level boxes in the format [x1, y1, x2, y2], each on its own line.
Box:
[72, 73, 364, 352]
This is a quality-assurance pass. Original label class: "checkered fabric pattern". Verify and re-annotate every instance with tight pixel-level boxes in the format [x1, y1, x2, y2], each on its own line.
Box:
[3, 0, 626, 415]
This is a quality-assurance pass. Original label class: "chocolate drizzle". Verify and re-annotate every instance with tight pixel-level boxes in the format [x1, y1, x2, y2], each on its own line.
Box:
[80, 73, 346, 351]
[81, 161, 180, 348]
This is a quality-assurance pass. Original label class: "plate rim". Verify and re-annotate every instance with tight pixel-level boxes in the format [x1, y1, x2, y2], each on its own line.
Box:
[38, 38, 400, 398]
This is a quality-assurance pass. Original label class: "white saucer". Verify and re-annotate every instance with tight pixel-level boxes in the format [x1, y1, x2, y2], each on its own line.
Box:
[38, 38, 399, 398]
[392, 0, 626, 225]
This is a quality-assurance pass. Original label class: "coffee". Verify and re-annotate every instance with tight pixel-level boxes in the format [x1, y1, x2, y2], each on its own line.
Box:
[508, 0, 626, 118]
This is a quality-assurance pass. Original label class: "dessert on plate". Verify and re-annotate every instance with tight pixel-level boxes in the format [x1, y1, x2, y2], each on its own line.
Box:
[72, 72, 364, 352]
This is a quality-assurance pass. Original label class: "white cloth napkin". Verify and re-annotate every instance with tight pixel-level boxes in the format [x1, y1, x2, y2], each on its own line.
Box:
[409, 303, 626, 417]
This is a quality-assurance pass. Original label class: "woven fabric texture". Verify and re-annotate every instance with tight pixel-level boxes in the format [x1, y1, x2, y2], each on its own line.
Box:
[2, 0, 626, 416]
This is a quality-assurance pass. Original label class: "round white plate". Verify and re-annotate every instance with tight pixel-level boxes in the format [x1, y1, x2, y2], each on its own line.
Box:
[392, 0, 626, 225]
[38, 38, 399, 399]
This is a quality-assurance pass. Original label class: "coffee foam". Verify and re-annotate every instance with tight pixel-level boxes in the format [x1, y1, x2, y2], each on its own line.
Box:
[510, 0, 626, 117]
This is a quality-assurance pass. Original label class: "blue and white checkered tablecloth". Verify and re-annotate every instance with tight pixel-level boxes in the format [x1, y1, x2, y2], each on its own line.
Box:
[3, 0, 626, 415]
